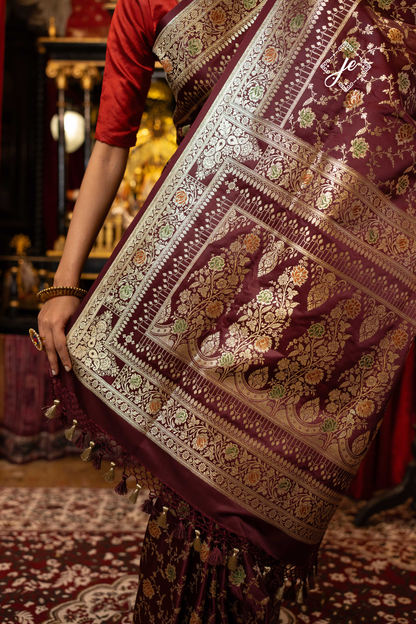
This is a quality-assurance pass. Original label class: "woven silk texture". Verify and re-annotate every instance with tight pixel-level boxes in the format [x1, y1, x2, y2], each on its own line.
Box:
[56, 0, 416, 573]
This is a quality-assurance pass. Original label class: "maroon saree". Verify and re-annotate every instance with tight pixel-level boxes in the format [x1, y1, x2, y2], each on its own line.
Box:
[53, 0, 416, 620]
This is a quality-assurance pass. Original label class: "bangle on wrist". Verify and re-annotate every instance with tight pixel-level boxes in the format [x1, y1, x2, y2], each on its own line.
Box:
[37, 286, 88, 303]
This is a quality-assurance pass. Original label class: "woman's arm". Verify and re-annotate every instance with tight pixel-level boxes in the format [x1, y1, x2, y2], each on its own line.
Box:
[38, 140, 129, 375]
[38, 0, 173, 375]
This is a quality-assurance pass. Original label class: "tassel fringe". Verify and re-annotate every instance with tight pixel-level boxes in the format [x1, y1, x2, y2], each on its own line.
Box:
[80, 441, 95, 462]
[173, 521, 185, 540]
[141, 498, 155, 515]
[157, 506, 169, 528]
[262, 566, 271, 578]
[193, 529, 202, 552]
[296, 581, 303, 604]
[64, 420, 77, 441]
[128, 483, 142, 504]
[275, 578, 287, 602]
[114, 473, 128, 496]
[92, 453, 103, 470]
[51, 373, 321, 599]
[43, 400, 60, 419]
[227, 548, 239, 571]
[103, 462, 116, 482]
[208, 543, 223, 566]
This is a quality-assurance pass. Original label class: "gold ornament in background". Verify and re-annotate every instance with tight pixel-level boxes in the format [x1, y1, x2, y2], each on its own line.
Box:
[90, 80, 177, 257]
[48, 17, 57, 39]
[2, 236, 42, 311]
[10, 234, 31, 256]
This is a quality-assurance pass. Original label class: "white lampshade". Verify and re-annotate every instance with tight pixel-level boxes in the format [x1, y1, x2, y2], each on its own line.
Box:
[50, 111, 86, 154]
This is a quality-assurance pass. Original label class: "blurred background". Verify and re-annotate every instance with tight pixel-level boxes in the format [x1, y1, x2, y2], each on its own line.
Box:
[0, 0, 180, 469]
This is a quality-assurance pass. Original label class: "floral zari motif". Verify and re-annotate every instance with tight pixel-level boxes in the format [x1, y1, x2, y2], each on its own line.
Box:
[67, 0, 416, 552]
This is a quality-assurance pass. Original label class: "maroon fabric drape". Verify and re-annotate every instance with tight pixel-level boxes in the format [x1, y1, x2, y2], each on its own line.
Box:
[349, 341, 416, 499]
[54, 0, 416, 582]
[0, 0, 6, 160]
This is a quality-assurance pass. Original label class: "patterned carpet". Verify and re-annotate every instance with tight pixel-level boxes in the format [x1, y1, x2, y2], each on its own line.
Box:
[0, 488, 416, 623]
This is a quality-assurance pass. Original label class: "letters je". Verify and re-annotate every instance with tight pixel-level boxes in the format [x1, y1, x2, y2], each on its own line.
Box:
[325, 57, 357, 88]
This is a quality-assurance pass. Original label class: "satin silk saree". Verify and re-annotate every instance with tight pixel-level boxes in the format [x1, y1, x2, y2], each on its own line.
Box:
[54, 0, 416, 611]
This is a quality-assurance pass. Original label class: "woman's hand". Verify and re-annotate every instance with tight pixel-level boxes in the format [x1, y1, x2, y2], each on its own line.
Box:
[38, 296, 81, 375]
[36, 141, 129, 375]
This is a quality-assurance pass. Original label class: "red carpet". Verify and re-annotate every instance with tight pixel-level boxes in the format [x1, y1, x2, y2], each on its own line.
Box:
[281, 498, 416, 624]
[0, 488, 147, 624]
[1, 488, 415, 623]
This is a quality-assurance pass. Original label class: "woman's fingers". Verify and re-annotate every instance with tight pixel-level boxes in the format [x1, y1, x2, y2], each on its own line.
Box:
[41, 326, 60, 375]
[52, 325, 72, 372]
[37, 296, 80, 374]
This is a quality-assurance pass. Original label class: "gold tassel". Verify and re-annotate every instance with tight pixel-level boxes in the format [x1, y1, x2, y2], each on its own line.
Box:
[44, 400, 60, 419]
[262, 566, 271, 578]
[227, 548, 239, 571]
[296, 581, 303, 604]
[312, 567, 318, 585]
[157, 506, 169, 528]
[193, 529, 202, 552]
[103, 461, 116, 482]
[275, 578, 287, 602]
[128, 483, 143, 504]
[80, 441, 95, 462]
[64, 419, 77, 441]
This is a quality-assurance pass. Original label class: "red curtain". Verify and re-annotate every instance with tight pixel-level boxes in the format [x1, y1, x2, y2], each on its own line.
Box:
[0, 0, 6, 159]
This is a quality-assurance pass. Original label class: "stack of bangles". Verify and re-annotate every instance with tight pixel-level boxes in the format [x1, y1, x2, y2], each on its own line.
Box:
[29, 286, 88, 352]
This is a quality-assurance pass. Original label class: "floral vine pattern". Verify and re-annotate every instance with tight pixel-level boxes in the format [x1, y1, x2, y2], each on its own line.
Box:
[153, 229, 307, 383]
[153, 0, 267, 139]
[72, 311, 119, 377]
[66, 0, 416, 550]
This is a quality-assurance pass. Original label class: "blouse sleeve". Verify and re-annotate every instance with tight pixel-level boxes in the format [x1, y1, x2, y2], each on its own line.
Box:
[95, 0, 176, 148]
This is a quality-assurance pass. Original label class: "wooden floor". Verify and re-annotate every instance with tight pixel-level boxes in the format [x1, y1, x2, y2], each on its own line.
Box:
[0, 456, 119, 488]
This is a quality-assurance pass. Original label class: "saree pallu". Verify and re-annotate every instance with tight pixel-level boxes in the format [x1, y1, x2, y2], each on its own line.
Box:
[53, 0, 416, 619]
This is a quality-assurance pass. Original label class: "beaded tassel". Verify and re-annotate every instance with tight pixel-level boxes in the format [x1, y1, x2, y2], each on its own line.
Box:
[64, 420, 77, 442]
[103, 462, 116, 482]
[43, 400, 60, 419]
[275, 578, 287, 602]
[227, 548, 239, 571]
[80, 441, 95, 462]
[128, 483, 142, 504]
[193, 529, 202, 552]
[157, 506, 169, 528]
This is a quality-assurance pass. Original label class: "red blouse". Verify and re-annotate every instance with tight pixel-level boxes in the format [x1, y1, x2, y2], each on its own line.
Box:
[95, 0, 177, 148]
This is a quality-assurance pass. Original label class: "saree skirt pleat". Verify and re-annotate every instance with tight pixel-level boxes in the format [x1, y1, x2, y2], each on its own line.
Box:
[133, 498, 281, 624]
